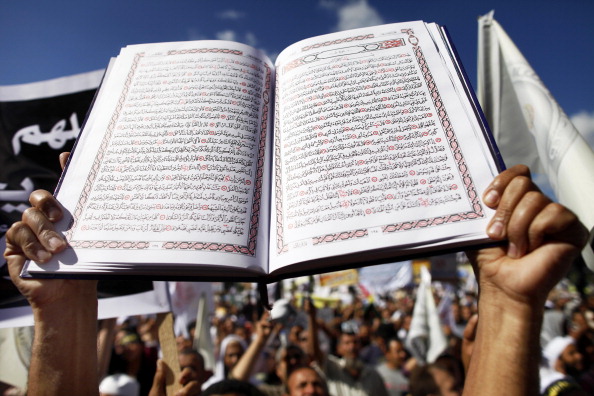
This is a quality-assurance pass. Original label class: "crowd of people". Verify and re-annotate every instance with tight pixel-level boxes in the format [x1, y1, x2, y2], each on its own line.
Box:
[3, 160, 593, 396]
[81, 275, 594, 396]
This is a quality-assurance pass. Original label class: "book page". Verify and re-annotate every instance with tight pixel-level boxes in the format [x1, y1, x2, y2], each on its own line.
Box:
[29, 41, 274, 274]
[270, 22, 500, 273]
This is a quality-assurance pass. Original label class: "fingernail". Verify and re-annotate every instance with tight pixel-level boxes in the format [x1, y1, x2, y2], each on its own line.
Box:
[36, 250, 51, 262]
[488, 221, 504, 239]
[484, 190, 499, 206]
[48, 237, 64, 250]
[47, 207, 61, 221]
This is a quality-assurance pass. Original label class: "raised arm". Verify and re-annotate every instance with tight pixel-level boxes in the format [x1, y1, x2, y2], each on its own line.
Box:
[303, 297, 324, 366]
[462, 165, 589, 396]
[4, 188, 99, 396]
[230, 310, 278, 381]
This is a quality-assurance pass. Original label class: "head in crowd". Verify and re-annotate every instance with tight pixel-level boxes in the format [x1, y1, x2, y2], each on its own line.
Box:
[177, 334, 194, 352]
[409, 363, 461, 396]
[544, 336, 584, 377]
[288, 324, 305, 346]
[284, 366, 328, 396]
[99, 373, 140, 396]
[336, 330, 364, 378]
[222, 335, 247, 375]
[337, 331, 361, 360]
[179, 347, 210, 389]
[276, 344, 308, 382]
[202, 334, 248, 390]
[188, 320, 197, 340]
[384, 338, 408, 370]
[114, 329, 144, 364]
[202, 379, 265, 396]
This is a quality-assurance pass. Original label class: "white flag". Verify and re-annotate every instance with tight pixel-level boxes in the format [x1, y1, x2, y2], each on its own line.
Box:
[193, 291, 216, 372]
[405, 266, 448, 364]
[478, 11, 594, 269]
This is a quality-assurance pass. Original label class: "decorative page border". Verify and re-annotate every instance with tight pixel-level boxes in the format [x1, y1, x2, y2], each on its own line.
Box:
[67, 49, 270, 256]
[380, 28, 482, 235]
[283, 38, 405, 74]
[275, 29, 484, 252]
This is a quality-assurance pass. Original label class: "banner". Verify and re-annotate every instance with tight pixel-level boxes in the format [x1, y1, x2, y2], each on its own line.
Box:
[0, 280, 170, 329]
[319, 269, 359, 288]
[405, 266, 447, 364]
[477, 12, 594, 269]
[357, 261, 412, 297]
[0, 70, 103, 247]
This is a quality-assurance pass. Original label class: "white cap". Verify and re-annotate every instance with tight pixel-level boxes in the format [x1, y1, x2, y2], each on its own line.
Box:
[543, 336, 574, 368]
[99, 374, 140, 396]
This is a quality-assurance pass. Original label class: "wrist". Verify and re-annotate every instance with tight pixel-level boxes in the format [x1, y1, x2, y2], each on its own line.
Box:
[478, 283, 546, 323]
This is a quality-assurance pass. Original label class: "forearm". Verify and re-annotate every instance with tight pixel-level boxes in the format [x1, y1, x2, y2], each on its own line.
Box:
[29, 296, 99, 395]
[463, 294, 542, 396]
[306, 312, 322, 365]
[230, 335, 266, 381]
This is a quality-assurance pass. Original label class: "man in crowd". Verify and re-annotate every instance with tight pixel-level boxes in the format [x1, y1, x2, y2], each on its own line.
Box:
[302, 296, 389, 396]
[540, 336, 587, 395]
[375, 338, 410, 396]
[284, 367, 328, 396]
[4, 162, 590, 396]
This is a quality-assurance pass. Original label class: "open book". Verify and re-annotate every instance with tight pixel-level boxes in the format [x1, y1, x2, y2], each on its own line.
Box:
[23, 21, 503, 284]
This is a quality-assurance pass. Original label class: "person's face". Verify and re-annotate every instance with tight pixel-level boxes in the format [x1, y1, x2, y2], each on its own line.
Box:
[223, 341, 244, 370]
[115, 331, 143, 362]
[176, 335, 192, 352]
[287, 368, 327, 396]
[430, 367, 460, 396]
[289, 325, 304, 344]
[337, 334, 360, 359]
[460, 305, 473, 322]
[385, 340, 406, 368]
[277, 346, 306, 381]
[179, 353, 207, 385]
[560, 344, 584, 374]
[402, 315, 412, 330]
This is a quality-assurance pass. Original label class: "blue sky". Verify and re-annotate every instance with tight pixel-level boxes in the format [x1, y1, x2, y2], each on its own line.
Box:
[1, 0, 593, 149]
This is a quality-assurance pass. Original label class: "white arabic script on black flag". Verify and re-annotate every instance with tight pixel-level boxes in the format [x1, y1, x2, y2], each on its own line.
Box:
[0, 70, 103, 239]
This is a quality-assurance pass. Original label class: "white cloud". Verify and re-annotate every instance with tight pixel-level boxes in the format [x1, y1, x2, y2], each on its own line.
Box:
[570, 110, 594, 149]
[186, 28, 208, 41]
[218, 10, 245, 20]
[245, 32, 258, 47]
[334, 0, 384, 31]
[215, 30, 237, 42]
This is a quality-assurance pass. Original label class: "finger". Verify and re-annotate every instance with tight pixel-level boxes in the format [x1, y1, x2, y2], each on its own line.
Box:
[462, 314, 478, 342]
[151, 359, 166, 391]
[176, 381, 201, 396]
[482, 164, 532, 208]
[59, 152, 70, 171]
[5, 220, 54, 263]
[462, 314, 478, 374]
[29, 190, 63, 222]
[527, 202, 588, 253]
[486, 173, 539, 241]
[505, 191, 551, 258]
[22, 207, 67, 254]
[4, 223, 31, 283]
[178, 367, 193, 384]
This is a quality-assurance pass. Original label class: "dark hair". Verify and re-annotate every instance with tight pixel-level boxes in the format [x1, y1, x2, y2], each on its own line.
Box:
[202, 379, 265, 396]
[409, 365, 440, 396]
[284, 366, 328, 396]
[187, 320, 197, 334]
